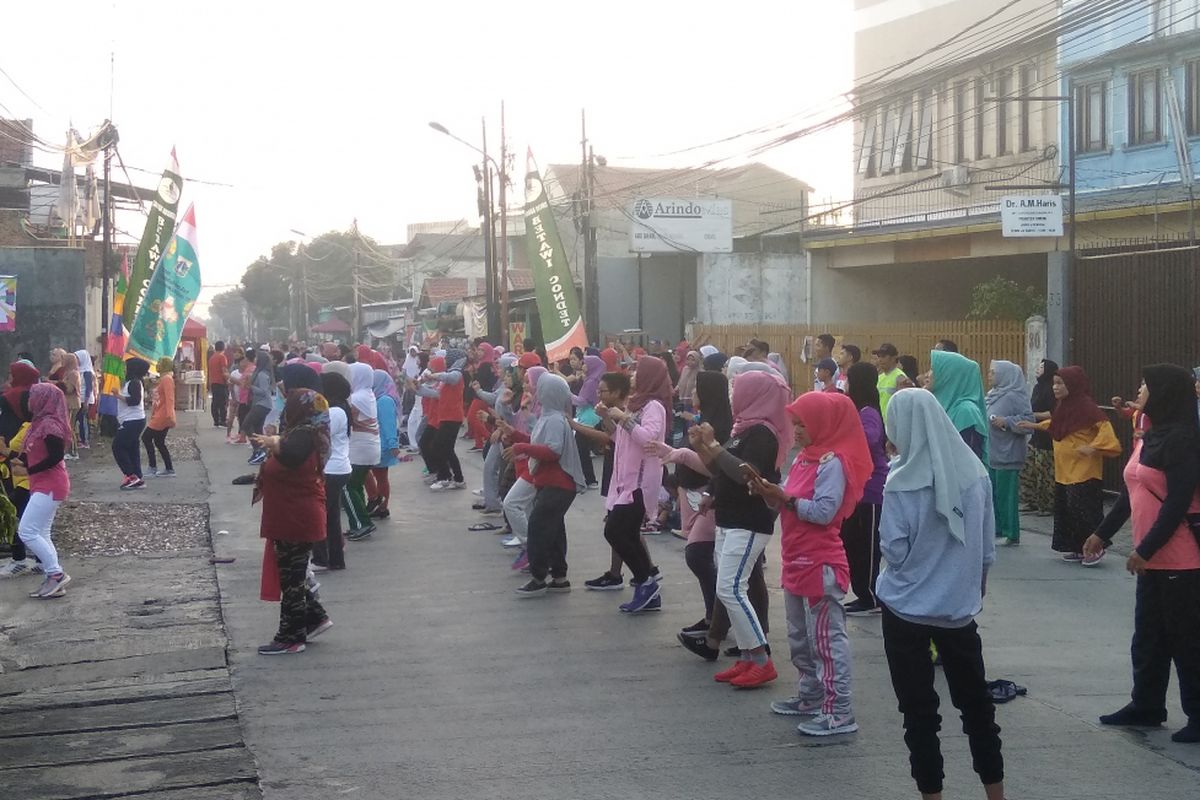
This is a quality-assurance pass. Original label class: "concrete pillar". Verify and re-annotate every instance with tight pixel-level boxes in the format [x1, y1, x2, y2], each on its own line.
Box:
[1045, 251, 1070, 365]
[1024, 315, 1047, 385]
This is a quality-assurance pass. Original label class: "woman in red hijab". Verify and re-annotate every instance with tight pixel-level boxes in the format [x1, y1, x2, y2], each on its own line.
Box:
[599, 347, 620, 373]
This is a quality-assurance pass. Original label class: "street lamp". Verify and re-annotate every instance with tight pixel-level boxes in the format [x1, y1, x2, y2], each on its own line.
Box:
[429, 113, 510, 347]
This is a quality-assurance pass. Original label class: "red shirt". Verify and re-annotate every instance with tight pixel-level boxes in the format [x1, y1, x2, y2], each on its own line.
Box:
[209, 352, 229, 385]
[437, 377, 465, 424]
[258, 450, 326, 543]
[509, 431, 574, 491]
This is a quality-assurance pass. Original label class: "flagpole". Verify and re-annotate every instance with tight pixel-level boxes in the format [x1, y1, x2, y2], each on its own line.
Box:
[101, 144, 112, 337]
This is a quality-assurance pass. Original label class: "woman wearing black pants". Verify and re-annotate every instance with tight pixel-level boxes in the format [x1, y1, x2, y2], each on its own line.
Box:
[427, 349, 467, 491]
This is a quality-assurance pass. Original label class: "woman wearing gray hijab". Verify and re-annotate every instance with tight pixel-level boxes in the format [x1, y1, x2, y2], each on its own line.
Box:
[510, 374, 587, 597]
[245, 349, 276, 465]
[985, 360, 1034, 546]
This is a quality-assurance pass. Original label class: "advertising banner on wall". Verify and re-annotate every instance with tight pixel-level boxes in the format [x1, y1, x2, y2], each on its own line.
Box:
[628, 197, 733, 253]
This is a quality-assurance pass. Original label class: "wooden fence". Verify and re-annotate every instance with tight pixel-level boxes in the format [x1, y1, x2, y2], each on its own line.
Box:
[688, 321, 1025, 394]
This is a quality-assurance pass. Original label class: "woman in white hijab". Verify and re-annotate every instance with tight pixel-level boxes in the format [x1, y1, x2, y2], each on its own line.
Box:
[875, 388, 1004, 800]
[74, 349, 96, 449]
[402, 346, 421, 380]
[345, 363, 381, 540]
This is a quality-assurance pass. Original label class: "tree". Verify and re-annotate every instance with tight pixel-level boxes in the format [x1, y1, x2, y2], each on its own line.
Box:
[967, 276, 1046, 321]
[210, 289, 249, 340]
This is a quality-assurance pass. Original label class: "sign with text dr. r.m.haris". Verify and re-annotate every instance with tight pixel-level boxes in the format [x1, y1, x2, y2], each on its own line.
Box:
[1001, 195, 1064, 238]
[629, 197, 733, 253]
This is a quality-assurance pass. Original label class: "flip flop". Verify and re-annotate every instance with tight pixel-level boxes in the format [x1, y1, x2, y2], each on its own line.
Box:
[468, 522, 504, 532]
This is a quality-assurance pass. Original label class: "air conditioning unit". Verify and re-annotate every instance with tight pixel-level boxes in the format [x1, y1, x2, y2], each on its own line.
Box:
[941, 165, 971, 196]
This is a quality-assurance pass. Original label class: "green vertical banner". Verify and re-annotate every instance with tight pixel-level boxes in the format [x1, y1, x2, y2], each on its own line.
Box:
[127, 147, 183, 321]
[126, 204, 202, 365]
[523, 149, 588, 361]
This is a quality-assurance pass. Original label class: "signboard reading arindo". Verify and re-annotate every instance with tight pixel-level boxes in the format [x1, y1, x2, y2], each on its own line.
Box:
[629, 197, 733, 253]
[1001, 194, 1063, 238]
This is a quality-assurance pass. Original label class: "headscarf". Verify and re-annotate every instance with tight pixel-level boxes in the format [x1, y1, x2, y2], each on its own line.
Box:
[156, 356, 174, 374]
[703, 351, 728, 372]
[349, 362, 378, 420]
[676, 351, 701, 402]
[74, 349, 95, 374]
[48, 348, 66, 375]
[847, 362, 882, 414]
[731, 369, 793, 468]
[281, 363, 322, 393]
[628, 354, 673, 414]
[1048, 366, 1108, 441]
[305, 361, 324, 374]
[885, 388, 989, 543]
[599, 347, 620, 372]
[323, 360, 352, 382]
[767, 353, 789, 381]
[985, 360, 1031, 422]
[320, 372, 352, 419]
[529, 373, 586, 491]
[695, 371, 733, 443]
[497, 352, 518, 371]
[124, 357, 150, 382]
[518, 352, 542, 370]
[3, 361, 40, 420]
[253, 349, 275, 386]
[372, 368, 402, 407]
[1030, 359, 1059, 414]
[577, 354, 606, 407]
[445, 348, 468, 373]
[356, 345, 388, 372]
[1140, 363, 1200, 470]
[930, 350, 988, 440]
[699, 345, 719, 359]
[26, 382, 72, 445]
[477, 343, 497, 365]
[524, 366, 547, 416]
[673, 340, 690, 372]
[727, 356, 775, 379]
[281, 388, 331, 469]
[402, 346, 421, 379]
[786, 391, 872, 524]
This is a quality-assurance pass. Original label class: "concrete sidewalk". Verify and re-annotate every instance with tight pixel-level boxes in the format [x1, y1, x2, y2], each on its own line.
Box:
[0, 413, 260, 800]
[204, 427, 1200, 800]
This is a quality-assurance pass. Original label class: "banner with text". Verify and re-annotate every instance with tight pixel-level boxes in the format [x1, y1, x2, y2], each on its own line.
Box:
[523, 150, 588, 361]
[628, 197, 732, 253]
[127, 148, 183, 321]
[126, 204, 202, 365]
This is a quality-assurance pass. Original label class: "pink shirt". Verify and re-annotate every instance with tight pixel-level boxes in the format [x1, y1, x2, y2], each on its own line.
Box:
[606, 400, 666, 512]
[1125, 441, 1200, 571]
[24, 434, 71, 501]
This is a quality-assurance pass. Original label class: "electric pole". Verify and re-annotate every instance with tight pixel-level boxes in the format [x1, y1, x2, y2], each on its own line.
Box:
[581, 110, 599, 346]
[352, 219, 362, 342]
[481, 117, 498, 342]
[100, 128, 115, 337]
[499, 101, 510, 349]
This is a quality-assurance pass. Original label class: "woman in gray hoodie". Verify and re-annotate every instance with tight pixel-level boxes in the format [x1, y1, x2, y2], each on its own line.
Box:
[244, 349, 276, 465]
[985, 360, 1034, 546]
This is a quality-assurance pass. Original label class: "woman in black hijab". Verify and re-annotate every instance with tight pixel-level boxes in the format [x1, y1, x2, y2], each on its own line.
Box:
[1020, 359, 1058, 515]
[1086, 364, 1200, 744]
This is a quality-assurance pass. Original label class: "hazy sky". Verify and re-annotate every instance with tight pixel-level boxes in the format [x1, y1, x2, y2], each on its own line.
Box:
[3, 0, 854, 315]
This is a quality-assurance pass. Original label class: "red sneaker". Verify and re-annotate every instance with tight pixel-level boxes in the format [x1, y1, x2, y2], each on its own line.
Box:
[730, 659, 778, 689]
[714, 660, 753, 683]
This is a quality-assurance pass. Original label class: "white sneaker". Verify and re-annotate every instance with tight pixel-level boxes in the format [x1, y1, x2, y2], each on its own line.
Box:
[472, 488, 483, 497]
[501, 535, 523, 548]
[770, 697, 824, 716]
[450, 481, 467, 490]
[0, 559, 33, 578]
[797, 713, 859, 736]
[429, 480, 450, 491]
[1081, 549, 1106, 567]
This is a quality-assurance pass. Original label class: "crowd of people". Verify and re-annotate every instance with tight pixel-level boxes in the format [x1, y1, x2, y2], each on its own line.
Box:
[3, 330, 1199, 798]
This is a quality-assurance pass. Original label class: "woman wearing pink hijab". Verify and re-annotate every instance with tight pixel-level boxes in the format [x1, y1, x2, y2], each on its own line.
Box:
[690, 369, 792, 688]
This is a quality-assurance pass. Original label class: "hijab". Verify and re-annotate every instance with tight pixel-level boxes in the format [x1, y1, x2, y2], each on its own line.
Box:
[930, 350, 989, 440]
[731, 369, 793, 468]
[1048, 366, 1108, 441]
[478, 343, 497, 365]
[402, 346, 421, 379]
[628, 354, 673, 414]
[673, 340, 690, 372]
[767, 353, 789, 381]
[676, 351, 701, 402]
[577, 354, 606, 406]
[699, 345, 719, 359]
[253, 349, 275, 386]
[3, 361, 39, 420]
[703, 351, 728, 372]
[599, 347, 620, 372]
[445, 348, 468, 373]
[124, 357, 150, 382]
[320, 372, 352, 419]
[26, 382, 72, 445]
[323, 360, 352, 382]
[282, 388, 331, 469]
[1140, 363, 1200, 470]
[1031, 359, 1059, 414]
[349, 362, 378, 420]
[525, 366, 547, 416]
[786, 391, 872, 524]
[281, 363, 322, 393]
[373, 368, 402, 406]
[497, 352, 518, 371]
[155, 356, 174, 375]
[518, 352, 542, 370]
[885, 388, 989, 543]
[305, 361, 324, 374]
[356, 345, 388, 372]
[846, 362, 882, 415]
[985, 360, 1031, 420]
[529, 373, 586, 491]
[695, 370, 733, 444]
[74, 349, 95, 374]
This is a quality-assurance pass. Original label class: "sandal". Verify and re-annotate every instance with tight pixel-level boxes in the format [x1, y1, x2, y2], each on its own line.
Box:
[468, 522, 504, 532]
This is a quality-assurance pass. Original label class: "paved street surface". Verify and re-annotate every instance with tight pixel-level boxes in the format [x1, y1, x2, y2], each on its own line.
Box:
[201, 421, 1200, 800]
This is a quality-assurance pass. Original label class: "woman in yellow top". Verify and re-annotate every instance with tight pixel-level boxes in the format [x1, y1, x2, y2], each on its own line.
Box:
[1019, 366, 1120, 565]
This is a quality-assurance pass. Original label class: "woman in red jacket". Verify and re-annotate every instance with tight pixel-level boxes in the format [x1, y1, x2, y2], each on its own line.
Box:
[253, 388, 333, 655]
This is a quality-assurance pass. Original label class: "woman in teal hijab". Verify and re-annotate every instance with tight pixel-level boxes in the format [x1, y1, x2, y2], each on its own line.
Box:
[929, 350, 989, 462]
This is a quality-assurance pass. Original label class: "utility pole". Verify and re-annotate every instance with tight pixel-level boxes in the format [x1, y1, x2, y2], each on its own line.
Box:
[352, 219, 362, 342]
[100, 136, 114, 337]
[499, 100, 510, 349]
[481, 117, 498, 342]
[581, 109, 599, 346]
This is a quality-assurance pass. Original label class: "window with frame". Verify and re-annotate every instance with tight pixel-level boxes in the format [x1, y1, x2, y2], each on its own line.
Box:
[1186, 59, 1200, 135]
[954, 81, 969, 162]
[975, 77, 990, 160]
[1075, 79, 1108, 153]
[1018, 64, 1037, 151]
[1129, 68, 1162, 145]
[995, 70, 1012, 155]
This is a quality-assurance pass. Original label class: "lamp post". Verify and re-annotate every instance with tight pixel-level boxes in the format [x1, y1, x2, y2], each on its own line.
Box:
[429, 116, 509, 347]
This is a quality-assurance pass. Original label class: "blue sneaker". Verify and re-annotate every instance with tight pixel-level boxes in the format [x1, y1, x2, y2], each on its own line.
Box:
[619, 579, 660, 613]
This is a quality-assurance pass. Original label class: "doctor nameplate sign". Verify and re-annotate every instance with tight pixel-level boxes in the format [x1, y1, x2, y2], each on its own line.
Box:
[1001, 195, 1063, 238]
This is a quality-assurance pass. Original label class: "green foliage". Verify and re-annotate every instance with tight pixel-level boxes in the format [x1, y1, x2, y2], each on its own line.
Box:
[967, 276, 1046, 321]
[210, 289, 249, 340]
